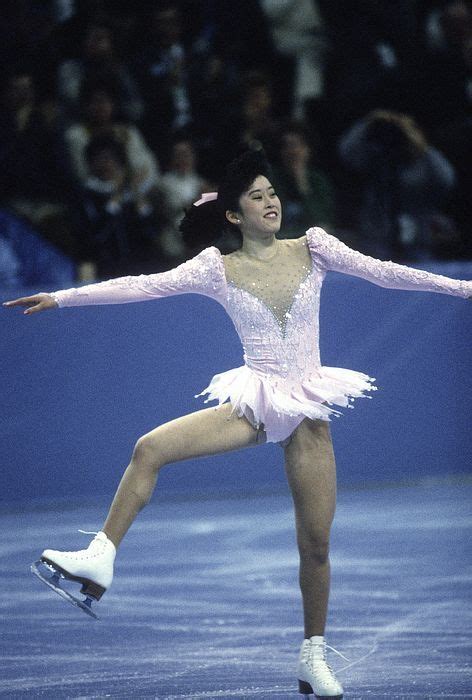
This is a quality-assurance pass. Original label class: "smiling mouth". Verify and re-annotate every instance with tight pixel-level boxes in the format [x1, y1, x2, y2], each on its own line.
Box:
[264, 211, 278, 219]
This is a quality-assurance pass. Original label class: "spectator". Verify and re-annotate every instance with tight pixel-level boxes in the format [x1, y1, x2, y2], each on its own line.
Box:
[418, 1, 472, 129]
[242, 71, 280, 153]
[75, 134, 161, 279]
[273, 123, 335, 238]
[232, 71, 281, 165]
[0, 2, 59, 89]
[158, 138, 209, 261]
[201, 70, 282, 179]
[205, 0, 274, 70]
[0, 70, 61, 201]
[416, 1, 472, 250]
[57, 17, 144, 123]
[338, 110, 458, 261]
[64, 82, 159, 190]
[261, 0, 329, 120]
[0, 69, 71, 249]
[323, 1, 419, 137]
[134, 2, 192, 161]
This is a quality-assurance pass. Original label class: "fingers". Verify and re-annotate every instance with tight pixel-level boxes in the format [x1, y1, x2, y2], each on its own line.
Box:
[23, 303, 43, 315]
[3, 294, 56, 314]
[3, 298, 25, 307]
[23, 300, 54, 315]
[3, 296, 39, 308]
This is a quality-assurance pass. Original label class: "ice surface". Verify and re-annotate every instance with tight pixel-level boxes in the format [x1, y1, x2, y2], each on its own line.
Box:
[0, 480, 471, 698]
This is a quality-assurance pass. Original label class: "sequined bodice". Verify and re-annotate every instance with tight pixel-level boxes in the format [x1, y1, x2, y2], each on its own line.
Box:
[221, 238, 323, 382]
[222, 238, 312, 335]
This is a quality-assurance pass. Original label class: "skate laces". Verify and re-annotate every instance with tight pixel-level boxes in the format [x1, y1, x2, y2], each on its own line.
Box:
[303, 638, 350, 677]
[323, 643, 350, 664]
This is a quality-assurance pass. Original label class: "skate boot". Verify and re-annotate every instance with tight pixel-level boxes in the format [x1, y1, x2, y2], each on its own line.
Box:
[41, 531, 116, 600]
[297, 635, 344, 698]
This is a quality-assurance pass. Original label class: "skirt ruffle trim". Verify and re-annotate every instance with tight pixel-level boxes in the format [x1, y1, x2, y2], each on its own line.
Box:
[194, 364, 378, 443]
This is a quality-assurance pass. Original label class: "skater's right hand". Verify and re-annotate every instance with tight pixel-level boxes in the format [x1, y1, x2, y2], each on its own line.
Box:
[3, 293, 58, 315]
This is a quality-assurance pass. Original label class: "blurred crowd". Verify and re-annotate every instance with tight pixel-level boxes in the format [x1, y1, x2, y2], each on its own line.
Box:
[1, 0, 471, 284]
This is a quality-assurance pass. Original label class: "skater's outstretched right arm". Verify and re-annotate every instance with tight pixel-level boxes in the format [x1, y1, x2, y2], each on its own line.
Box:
[3, 247, 225, 314]
[3, 293, 58, 315]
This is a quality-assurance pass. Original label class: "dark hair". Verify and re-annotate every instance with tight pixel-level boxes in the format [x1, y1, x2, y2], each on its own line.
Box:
[85, 133, 128, 167]
[364, 111, 426, 163]
[79, 79, 119, 108]
[179, 148, 273, 252]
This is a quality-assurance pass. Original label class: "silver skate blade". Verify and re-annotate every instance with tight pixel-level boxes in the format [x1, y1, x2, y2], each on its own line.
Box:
[31, 560, 99, 620]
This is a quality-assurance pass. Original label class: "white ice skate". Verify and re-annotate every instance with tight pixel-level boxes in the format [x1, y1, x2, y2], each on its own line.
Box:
[31, 531, 116, 619]
[297, 636, 345, 698]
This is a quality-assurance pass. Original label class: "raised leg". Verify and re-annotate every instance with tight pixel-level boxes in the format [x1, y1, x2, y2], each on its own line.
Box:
[283, 418, 337, 638]
[103, 403, 265, 547]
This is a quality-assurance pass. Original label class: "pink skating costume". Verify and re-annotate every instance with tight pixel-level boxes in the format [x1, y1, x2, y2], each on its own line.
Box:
[51, 228, 471, 443]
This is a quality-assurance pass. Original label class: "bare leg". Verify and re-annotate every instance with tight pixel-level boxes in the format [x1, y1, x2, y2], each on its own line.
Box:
[283, 418, 337, 638]
[103, 403, 265, 547]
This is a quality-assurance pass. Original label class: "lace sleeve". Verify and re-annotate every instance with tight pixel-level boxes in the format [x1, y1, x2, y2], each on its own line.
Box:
[307, 228, 472, 299]
[50, 247, 225, 308]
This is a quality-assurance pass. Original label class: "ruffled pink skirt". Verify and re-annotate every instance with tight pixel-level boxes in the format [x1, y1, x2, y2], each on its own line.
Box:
[195, 364, 377, 443]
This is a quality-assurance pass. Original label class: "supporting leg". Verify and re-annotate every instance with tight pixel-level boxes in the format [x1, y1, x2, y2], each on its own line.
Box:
[284, 420, 343, 696]
[283, 418, 337, 637]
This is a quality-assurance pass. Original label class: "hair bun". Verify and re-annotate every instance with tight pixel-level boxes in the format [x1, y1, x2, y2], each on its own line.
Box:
[179, 148, 272, 253]
[179, 199, 225, 251]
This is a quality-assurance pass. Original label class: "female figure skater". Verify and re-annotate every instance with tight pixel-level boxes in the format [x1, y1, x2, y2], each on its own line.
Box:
[4, 150, 471, 699]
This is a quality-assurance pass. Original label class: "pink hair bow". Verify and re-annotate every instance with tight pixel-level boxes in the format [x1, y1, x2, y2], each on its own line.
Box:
[193, 192, 218, 207]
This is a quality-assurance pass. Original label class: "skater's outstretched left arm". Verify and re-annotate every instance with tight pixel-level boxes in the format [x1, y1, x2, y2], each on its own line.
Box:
[3, 247, 225, 314]
[307, 227, 472, 299]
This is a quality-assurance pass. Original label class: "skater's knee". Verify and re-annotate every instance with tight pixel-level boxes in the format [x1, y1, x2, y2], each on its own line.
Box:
[132, 434, 162, 472]
[298, 531, 330, 566]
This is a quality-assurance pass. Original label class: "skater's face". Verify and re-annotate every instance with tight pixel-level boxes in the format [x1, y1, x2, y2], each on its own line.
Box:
[227, 175, 282, 237]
